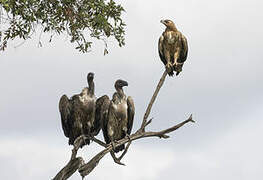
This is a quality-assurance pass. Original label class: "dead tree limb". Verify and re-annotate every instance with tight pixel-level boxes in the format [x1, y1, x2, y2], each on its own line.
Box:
[140, 70, 168, 131]
[79, 115, 194, 178]
[53, 157, 84, 180]
[53, 70, 195, 179]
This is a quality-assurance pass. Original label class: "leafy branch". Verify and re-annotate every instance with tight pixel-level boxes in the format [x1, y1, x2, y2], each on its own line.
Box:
[0, 0, 126, 53]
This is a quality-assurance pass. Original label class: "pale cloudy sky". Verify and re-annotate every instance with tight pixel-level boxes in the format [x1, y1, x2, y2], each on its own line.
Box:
[1, 0, 263, 179]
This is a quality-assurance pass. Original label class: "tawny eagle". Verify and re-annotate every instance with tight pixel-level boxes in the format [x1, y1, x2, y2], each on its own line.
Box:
[96, 79, 135, 153]
[59, 72, 101, 147]
[158, 19, 188, 76]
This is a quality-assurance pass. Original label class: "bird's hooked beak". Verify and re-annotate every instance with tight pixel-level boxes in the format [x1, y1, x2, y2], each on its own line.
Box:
[115, 79, 128, 90]
[122, 80, 128, 87]
[160, 20, 165, 25]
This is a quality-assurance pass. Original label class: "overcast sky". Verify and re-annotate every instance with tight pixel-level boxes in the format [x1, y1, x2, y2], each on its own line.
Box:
[1, 0, 263, 179]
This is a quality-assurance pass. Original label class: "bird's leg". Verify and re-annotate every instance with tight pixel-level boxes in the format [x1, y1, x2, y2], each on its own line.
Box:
[166, 61, 173, 70]
[123, 127, 131, 142]
[110, 137, 117, 151]
[172, 50, 180, 67]
[80, 125, 87, 146]
[77, 123, 87, 147]
[164, 51, 173, 74]
[111, 141, 116, 150]
[165, 65, 172, 75]
[82, 133, 87, 146]
[108, 126, 117, 150]
[172, 50, 183, 75]
[125, 133, 131, 141]
[79, 134, 87, 148]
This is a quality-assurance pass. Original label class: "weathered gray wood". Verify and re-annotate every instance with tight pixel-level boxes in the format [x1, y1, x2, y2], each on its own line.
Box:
[141, 70, 168, 131]
[79, 115, 194, 178]
[53, 157, 84, 180]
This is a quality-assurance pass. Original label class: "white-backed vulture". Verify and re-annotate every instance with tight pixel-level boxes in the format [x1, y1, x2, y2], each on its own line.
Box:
[59, 72, 100, 147]
[158, 19, 188, 76]
[96, 79, 135, 153]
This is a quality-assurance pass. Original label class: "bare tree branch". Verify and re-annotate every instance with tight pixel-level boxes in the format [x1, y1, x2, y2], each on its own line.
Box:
[117, 141, 132, 161]
[79, 115, 194, 178]
[53, 157, 84, 180]
[140, 70, 168, 131]
[109, 140, 132, 166]
[110, 151, 126, 166]
[53, 70, 195, 179]
[90, 136, 107, 147]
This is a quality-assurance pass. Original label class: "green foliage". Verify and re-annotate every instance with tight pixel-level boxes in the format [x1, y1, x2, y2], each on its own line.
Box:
[0, 0, 126, 53]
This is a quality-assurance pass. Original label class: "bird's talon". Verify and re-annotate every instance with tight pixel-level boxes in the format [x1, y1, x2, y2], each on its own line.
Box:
[167, 62, 173, 68]
[125, 134, 131, 142]
[165, 64, 172, 74]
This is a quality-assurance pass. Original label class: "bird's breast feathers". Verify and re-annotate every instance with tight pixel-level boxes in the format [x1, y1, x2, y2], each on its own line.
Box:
[79, 94, 96, 104]
[164, 31, 180, 45]
[112, 101, 128, 120]
[167, 32, 175, 44]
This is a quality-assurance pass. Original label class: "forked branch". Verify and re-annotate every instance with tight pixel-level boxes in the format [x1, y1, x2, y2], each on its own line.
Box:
[53, 70, 195, 180]
[78, 115, 194, 177]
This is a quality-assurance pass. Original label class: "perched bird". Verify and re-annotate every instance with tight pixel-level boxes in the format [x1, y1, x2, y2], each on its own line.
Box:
[158, 19, 188, 76]
[96, 79, 135, 153]
[59, 72, 100, 147]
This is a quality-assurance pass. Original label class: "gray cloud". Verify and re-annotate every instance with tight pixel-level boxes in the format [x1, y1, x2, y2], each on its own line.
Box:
[1, 0, 263, 179]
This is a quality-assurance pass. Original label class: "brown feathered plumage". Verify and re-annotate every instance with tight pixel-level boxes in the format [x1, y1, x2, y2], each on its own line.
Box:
[97, 80, 135, 153]
[59, 72, 101, 147]
[158, 19, 188, 76]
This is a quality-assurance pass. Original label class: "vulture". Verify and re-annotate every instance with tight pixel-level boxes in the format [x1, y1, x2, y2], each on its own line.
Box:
[96, 79, 135, 153]
[59, 72, 100, 147]
[158, 19, 188, 76]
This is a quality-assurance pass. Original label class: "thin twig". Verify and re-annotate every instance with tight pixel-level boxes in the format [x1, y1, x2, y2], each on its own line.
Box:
[90, 136, 107, 147]
[72, 134, 126, 166]
[91, 136, 126, 165]
[118, 141, 131, 160]
[109, 140, 132, 166]
[110, 151, 125, 166]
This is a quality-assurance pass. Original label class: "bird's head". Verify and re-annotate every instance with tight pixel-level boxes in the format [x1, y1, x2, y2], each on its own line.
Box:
[87, 72, 94, 82]
[160, 19, 177, 31]
[115, 79, 128, 90]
